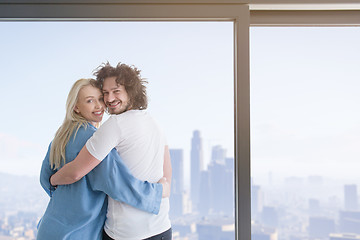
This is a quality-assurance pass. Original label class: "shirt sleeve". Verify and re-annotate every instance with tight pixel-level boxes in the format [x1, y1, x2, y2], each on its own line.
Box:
[39, 143, 57, 197]
[87, 148, 163, 215]
[86, 116, 121, 161]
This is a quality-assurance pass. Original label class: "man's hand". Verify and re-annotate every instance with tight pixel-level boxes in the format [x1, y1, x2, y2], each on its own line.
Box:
[158, 177, 170, 198]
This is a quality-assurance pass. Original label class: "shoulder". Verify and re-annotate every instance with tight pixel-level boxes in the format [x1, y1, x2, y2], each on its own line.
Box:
[119, 110, 150, 123]
[75, 124, 96, 139]
[96, 115, 121, 135]
[121, 109, 146, 118]
[69, 124, 96, 148]
[101, 110, 143, 126]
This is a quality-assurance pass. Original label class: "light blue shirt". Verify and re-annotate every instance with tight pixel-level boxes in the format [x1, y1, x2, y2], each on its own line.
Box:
[37, 124, 162, 240]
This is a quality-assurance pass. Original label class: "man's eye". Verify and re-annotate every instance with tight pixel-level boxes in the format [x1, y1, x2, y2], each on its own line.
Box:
[103, 92, 109, 96]
[114, 90, 120, 93]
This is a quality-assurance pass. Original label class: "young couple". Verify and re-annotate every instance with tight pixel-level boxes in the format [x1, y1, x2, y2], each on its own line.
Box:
[37, 63, 172, 240]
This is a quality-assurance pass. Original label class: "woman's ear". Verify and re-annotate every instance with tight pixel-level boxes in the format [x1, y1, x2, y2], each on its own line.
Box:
[74, 106, 80, 114]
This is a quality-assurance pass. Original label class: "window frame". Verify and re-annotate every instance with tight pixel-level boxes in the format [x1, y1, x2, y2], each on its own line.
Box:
[1, 1, 360, 240]
[0, 2, 250, 240]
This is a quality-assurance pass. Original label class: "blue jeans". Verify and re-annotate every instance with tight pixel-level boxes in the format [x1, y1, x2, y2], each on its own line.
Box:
[103, 228, 172, 240]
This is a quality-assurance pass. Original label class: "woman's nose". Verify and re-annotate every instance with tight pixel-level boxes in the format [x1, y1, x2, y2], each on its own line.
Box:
[94, 100, 102, 109]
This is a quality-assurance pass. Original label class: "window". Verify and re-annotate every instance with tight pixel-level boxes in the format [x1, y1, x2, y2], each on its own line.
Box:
[0, 3, 249, 240]
[250, 26, 360, 240]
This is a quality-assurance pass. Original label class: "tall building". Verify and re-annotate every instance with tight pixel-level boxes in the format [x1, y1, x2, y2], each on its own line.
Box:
[198, 171, 211, 217]
[308, 216, 335, 238]
[330, 233, 360, 240]
[208, 161, 234, 216]
[190, 130, 204, 210]
[344, 184, 358, 211]
[339, 211, 360, 234]
[170, 149, 184, 195]
[197, 218, 235, 240]
[261, 206, 278, 228]
[252, 224, 278, 240]
[211, 145, 227, 164]
[225, 157, 234, 170]
[251, 185, 263, 221]
[308, 198, 321, 216]
[169, 149, 184, 219]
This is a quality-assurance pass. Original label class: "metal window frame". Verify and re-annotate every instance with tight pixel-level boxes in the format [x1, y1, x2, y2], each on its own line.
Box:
[0, 2, 250, 240]
[2, 1, 359, 240]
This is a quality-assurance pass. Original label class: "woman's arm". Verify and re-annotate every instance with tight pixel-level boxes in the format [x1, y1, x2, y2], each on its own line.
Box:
[87, 148, 164, 214]
[50, 145, 100, 186]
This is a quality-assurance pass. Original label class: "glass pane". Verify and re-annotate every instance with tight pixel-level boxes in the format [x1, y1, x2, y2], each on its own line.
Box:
[0, 22, 234, 240]
[251, 27, 360, 240]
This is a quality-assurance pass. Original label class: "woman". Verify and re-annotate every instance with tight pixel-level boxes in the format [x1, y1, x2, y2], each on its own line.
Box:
[37, 78, 165, 240]
[50, 63, 172, 240]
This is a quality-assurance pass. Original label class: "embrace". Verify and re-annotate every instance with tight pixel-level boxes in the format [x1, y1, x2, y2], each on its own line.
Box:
[37, 62, 172, 240]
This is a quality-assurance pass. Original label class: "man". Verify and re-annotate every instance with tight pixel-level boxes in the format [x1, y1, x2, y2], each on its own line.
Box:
[51, 62, 172, 240]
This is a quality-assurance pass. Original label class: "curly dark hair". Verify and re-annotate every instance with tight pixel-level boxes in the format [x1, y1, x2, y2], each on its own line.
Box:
[93, 62, 148, 110]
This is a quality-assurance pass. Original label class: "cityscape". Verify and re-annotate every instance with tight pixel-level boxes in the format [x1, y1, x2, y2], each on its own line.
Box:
[1, 130, 360, 240]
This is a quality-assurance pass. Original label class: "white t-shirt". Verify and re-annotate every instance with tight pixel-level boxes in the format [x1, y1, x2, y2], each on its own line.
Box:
[86, 110, 171, 240]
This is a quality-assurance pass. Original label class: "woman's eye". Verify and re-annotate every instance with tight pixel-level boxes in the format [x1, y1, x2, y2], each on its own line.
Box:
[87, 99, 93, 103]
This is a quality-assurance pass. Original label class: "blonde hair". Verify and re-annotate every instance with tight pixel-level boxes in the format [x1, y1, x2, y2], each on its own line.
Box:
[49, 78, 99, 170]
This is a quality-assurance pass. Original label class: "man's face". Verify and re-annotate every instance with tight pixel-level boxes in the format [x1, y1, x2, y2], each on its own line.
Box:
[102, 76, 131, 114]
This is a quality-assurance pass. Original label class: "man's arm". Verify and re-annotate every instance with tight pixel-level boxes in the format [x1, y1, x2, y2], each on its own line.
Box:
[50, 146, 100, 186]
[87, 148, 163, 214]
[50, 117, 121, 186]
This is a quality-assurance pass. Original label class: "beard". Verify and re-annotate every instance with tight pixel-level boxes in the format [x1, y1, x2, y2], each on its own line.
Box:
[107, 101, 131, 115]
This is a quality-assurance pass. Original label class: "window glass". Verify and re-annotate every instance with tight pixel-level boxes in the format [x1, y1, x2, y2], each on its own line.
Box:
[251, 27, 360, 240]
[0, 22, 234, 240]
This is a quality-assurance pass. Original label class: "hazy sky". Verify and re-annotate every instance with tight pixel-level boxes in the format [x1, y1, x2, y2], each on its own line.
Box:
[1, 22, 360, 185]
[250, 27, 360, 183]
[0, 22, 234, 177]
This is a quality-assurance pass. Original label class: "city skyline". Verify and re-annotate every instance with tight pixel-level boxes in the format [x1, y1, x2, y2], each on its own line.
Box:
[2, 144, 360, 240]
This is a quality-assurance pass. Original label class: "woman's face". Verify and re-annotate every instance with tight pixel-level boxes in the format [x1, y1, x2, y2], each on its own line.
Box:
[74, 85, 105, 125]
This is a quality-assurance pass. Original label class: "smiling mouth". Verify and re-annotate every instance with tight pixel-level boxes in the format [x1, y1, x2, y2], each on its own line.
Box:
[107, 101, 120, 108]
[93, 111, 103, 116]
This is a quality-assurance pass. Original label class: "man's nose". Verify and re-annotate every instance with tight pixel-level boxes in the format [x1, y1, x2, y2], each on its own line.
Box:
[106, 92, 115, 103]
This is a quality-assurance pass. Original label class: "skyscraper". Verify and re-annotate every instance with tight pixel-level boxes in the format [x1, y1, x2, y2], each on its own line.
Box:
[190, 130, 204, 210]
[330, 233, 360, 240]
[345, 184, 358, 211]
[198, 170, 211, 217]
[261, 206, 278, 228]
[208, 161, 234, 216]
[169, 149, 184, 219]
[251, 184, 263, 221]
[170, 149, 184, 195]
[308, 217, 335, 238]
[211, 145, 227, 164]
[339, 210, 360, 234]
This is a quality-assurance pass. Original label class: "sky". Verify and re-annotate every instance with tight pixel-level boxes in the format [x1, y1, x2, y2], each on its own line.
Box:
[0, 22, 234, 178]
[1, 22, 360, 186]
[250, 27, 360, 183]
